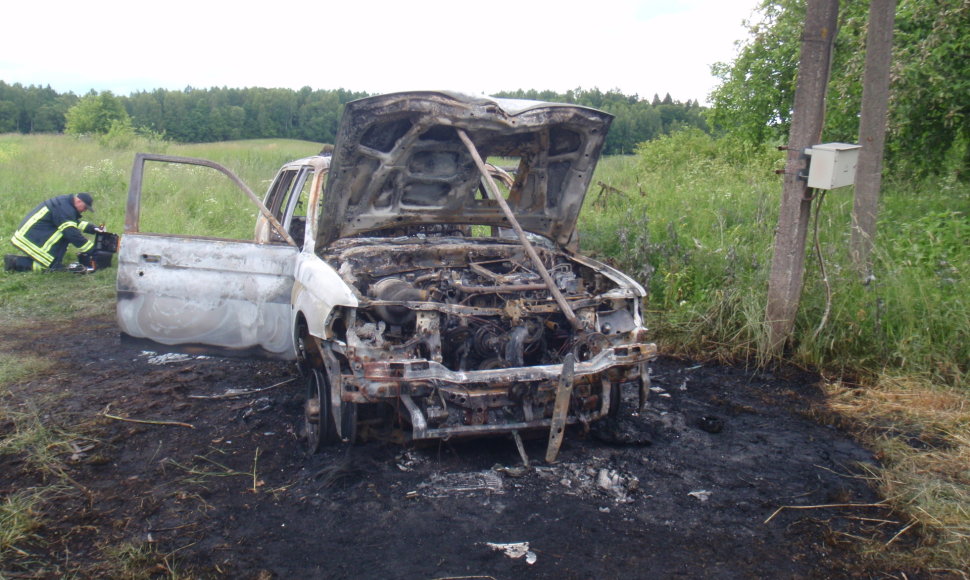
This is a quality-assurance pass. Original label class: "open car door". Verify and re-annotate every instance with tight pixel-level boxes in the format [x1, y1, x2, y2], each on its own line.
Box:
[116, 154, 300, 359]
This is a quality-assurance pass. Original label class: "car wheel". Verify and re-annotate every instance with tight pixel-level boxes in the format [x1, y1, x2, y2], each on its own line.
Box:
[321, 343, 358, 444]
[304, 367, 337, 453]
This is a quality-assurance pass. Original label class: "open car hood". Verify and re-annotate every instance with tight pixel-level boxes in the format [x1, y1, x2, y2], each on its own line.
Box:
[319, 91, 613, 247]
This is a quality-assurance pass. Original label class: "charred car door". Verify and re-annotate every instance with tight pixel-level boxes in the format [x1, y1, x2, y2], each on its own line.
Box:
[117, 153, 302, 359]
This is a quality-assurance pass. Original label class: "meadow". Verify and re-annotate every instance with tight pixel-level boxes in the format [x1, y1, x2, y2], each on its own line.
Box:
[1, 131, 967, 571]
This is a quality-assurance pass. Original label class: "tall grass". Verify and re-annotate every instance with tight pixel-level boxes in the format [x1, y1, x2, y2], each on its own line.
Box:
[0, 134, 322, 244]
[822, 376, 970, 569]
[0, 488, 50, 565]
[581, 129, 968, 388]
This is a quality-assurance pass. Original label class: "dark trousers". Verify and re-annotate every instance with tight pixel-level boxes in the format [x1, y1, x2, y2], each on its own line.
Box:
[3, 254, 69, 272]
[5, 239, 71, 271]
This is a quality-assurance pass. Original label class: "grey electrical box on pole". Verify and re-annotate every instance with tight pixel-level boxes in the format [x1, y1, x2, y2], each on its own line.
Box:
[806, 143, 861, 189]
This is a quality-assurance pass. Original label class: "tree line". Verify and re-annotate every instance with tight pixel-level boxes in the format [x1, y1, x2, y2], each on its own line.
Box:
[0, 82, 707, 155]
[494, 88, 707, 154]
[4, 0, 966, 175]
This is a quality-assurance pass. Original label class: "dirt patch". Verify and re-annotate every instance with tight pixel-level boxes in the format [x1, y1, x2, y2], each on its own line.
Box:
[2, 315, 911, 578]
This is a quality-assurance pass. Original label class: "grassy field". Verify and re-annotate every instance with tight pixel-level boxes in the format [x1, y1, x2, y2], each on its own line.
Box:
[1, 132, 968, 572]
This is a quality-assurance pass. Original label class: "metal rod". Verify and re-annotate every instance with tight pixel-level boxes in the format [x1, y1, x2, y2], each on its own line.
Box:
[512, 430, 531, 468]
[455, 283, 548, 294]
[545, 353, 575, 463]
[456, 129, 581, 330]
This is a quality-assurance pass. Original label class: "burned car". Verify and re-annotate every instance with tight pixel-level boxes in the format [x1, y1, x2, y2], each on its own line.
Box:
[117, 91, 656, 457]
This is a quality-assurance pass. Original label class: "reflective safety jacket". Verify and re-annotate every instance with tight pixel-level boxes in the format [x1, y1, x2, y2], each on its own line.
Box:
[11, 194, 97, 269]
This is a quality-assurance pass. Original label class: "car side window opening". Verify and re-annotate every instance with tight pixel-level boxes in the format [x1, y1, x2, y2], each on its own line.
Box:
[286, 170, 314, 248]
[267, 170, 298, 220]
[265, 168, 312, 246]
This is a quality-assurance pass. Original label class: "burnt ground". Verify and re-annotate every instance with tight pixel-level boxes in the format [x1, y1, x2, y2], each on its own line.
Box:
[0, 315, 921, 579]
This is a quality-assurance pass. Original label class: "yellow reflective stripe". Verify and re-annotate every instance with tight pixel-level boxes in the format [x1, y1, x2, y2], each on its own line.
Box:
[40, 230, 65, 253]
[11, 205, 93, 268]
[15, 206, 49, 237]
[40, 221, 79, 253]
[12, 206, 54, 263]
[12, 239, 50, 265]
[32, 261, 45, 272]
[11, 231, 54, 266]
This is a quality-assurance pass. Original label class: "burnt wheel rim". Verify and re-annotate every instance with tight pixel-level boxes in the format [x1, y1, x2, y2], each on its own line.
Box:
[304, 369, 325, 453]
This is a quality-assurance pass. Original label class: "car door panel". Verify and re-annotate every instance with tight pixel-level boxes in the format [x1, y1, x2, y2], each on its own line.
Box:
[117, 154, 298, 359]
[117, 234, 298, 358]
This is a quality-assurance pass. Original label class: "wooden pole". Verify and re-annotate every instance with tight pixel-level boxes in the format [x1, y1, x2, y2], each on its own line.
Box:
[765, 0, 840, 355]
[851, 0, 896, 276]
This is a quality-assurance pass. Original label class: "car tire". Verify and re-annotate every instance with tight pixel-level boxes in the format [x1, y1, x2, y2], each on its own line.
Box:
[305, 367, 338, 453]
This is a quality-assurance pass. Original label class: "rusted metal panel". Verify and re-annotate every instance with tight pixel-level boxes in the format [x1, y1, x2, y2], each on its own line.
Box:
[546, 353, 576, 462]
[320, 92, 613, 247]
[353, 345, 655, 385]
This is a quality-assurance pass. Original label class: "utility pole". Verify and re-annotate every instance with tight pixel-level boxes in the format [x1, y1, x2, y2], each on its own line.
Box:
[765, 0, 840, 356]
[851, 0, 896, 276]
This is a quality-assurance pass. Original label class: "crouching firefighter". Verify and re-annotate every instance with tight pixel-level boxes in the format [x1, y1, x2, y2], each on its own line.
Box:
[6, 193, 104, 272]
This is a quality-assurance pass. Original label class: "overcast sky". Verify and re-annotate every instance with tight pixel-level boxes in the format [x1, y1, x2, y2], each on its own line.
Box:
[1, 0, 758, 105]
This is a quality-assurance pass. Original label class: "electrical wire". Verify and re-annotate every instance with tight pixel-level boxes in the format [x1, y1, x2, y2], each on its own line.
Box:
[811, 188, 832, 340]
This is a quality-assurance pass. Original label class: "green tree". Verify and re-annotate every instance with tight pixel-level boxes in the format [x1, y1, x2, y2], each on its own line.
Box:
[885, 0, 969, 175]
[22, 85, 63, 132]
[494, 87, 703, 154]
[707, 0, 803, 144]
[0, 81, 63, 132]
[126, 90, 165, 134]
[251, 88, 298, 137]
[159, 90, 191, 141]
[297, 91, 341, 143]
[0, 100, 18, 132]
[30, 103, 67, 133]
[64, 90, 130, 135]
[709, 0, 970, 176]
